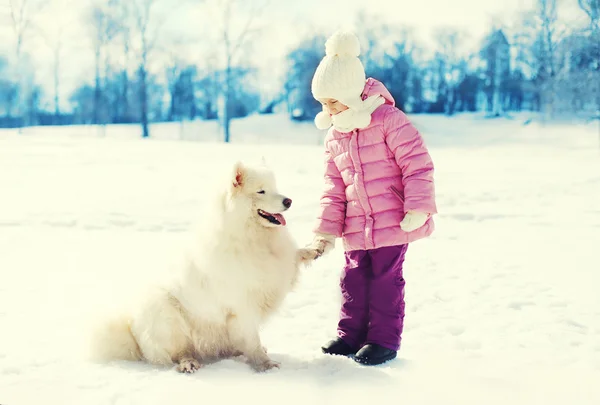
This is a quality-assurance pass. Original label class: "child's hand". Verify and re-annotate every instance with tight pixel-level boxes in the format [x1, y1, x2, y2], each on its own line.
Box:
[400, 211, 429, 232]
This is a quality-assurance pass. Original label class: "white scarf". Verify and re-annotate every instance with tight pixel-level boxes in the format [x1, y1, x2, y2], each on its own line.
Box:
[315, 95, 386, 133]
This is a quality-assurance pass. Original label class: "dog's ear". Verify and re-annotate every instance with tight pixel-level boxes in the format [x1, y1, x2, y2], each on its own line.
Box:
[232, 161, 245, 188]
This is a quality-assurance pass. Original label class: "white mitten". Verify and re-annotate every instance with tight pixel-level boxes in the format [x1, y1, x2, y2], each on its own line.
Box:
[399, 211, 429, 232]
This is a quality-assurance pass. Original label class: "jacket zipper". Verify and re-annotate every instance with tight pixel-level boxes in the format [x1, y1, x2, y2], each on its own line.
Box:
[389, 185, 405, 203]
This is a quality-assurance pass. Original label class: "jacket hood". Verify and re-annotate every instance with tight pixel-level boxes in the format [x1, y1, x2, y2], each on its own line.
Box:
[362, 78, 395, 106]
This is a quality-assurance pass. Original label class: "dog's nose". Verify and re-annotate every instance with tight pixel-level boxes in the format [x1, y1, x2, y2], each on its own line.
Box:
[283, 198, 292, 208]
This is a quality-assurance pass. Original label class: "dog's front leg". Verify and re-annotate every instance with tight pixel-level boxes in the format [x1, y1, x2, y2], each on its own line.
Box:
[227, 315, 279, 372]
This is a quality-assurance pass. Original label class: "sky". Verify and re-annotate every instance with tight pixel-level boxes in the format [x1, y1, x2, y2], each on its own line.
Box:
[0, 0, 590, 113]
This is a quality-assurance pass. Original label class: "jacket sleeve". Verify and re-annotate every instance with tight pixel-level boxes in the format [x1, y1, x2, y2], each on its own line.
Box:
[313, 139, 346, 237]
[384, 108, 437, 215]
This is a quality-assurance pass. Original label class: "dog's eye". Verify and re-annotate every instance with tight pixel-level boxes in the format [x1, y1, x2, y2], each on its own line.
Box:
[257, 190, 265, 194]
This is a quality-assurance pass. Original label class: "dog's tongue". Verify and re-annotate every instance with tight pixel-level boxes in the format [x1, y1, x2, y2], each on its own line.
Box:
[273, 213, 286, 226]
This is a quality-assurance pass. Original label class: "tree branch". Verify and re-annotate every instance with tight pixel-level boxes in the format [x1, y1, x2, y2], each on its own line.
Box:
[227, 0, 268, 62]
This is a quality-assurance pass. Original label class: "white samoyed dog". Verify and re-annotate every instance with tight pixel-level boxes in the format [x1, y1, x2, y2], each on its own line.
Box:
[89, 160, 320, 373]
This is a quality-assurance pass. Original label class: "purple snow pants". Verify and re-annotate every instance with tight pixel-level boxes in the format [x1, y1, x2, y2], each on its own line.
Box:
[337, 244, 408, 351]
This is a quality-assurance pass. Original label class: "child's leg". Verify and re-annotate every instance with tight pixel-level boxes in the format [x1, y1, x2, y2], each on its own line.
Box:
[365, 244, 408, 351]
[337, 250, 371, 349]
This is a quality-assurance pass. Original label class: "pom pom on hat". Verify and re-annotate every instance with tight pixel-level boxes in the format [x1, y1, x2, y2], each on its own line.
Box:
[311, 30, 367, 113]
[314, 110, 332, 130]
[325, 31, 361, 57]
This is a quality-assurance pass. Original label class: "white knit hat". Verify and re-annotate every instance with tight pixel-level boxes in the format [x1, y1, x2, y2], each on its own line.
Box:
[311, 31, 385, 132]
[311, 31, 366, 110]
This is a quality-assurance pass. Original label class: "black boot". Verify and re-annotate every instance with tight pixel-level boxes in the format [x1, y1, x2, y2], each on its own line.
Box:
[353, 343, 397, 365]
[321, 337, 358, 356]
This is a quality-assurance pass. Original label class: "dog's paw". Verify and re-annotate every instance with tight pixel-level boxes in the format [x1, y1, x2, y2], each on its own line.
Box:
[296, 247, 322, 263]
[251, 358, 280, 373]
[176, 358, 202, 374]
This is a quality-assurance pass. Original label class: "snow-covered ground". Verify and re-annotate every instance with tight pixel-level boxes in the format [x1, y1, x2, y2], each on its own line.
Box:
[0, 113, 599, 405]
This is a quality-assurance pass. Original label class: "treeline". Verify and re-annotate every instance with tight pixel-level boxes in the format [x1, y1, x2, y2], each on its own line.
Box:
[285, 1, 599, 122]
[0, 0, 598, 140]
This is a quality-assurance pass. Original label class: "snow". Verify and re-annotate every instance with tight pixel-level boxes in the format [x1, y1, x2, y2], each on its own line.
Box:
[0, 113, 599, 405]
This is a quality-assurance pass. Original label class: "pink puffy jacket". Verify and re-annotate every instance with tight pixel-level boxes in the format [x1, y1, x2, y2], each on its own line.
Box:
[314, 78, 437, 252]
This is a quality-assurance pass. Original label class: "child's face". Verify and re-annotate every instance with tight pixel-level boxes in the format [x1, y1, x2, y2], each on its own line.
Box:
[319, 98, 349, 115]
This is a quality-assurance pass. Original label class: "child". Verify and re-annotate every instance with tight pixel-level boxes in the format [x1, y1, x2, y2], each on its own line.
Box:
[305, 31, 437, 366]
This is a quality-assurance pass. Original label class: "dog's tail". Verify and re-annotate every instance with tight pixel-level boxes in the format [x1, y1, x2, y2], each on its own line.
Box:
[88, 314, 143, 363]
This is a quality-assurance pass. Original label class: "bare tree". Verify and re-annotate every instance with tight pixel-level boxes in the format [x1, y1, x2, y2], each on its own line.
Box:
[578, 0, 600, 116]
[510, 1, 566, 117]
[165, 46, 185, 129]
[353, 12, 391, 73]
[480, 29, 512, 116]
[131, 0, 154, 138]
[49, 25, 64, 118]
[115, 2, 132, 124]
[578, 0, 599, 30]
[8, 0, 47, 129]
[215, 0, 267, 143]
[433, 27, 468, 116]
[283, 35, 325, 121]
[128, 0, 187, 138]
[577, 0, 600, 150]
[536, 0, 564, 117]
[89, 0, 135, 125]
[38, 0, 78, 120]
[0, 57, 19, 118]
[89, 1, 121, 126]
[8, 0, 31, 63]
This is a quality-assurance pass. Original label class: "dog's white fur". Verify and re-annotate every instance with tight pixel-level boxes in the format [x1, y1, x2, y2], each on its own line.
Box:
[89, 161, 318, 373]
